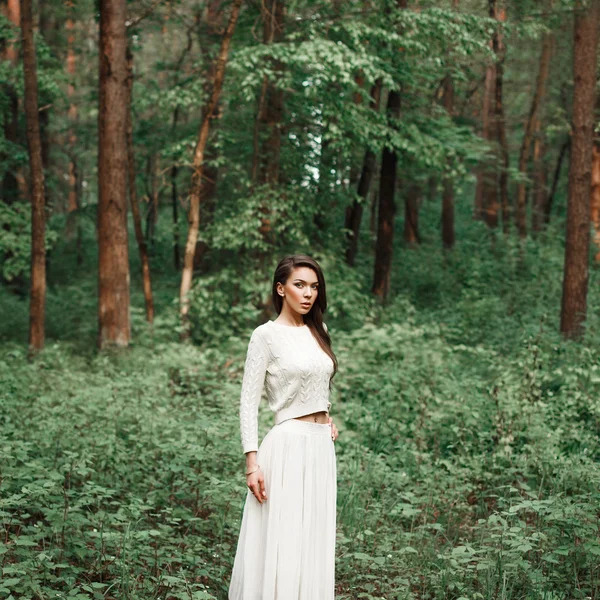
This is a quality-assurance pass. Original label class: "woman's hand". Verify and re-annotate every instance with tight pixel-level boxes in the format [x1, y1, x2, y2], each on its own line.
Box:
[247, 468, 267, 504]
[328, 416, 339, 442]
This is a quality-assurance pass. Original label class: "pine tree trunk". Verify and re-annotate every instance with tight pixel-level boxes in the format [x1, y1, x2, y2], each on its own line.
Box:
[179, 0, 243, 334]
[372, 89, 400, 301]
[126, 45, 154, 324]
[98, 0, 130, 349]
[345, 80, 382, 266]
[560, 0, 599, 340]
[21, 0, 46, 353]
[515, 31, 553, 237]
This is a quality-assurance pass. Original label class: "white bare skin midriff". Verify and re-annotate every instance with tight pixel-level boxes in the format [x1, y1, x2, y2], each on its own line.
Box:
[293, 411, 329, 424]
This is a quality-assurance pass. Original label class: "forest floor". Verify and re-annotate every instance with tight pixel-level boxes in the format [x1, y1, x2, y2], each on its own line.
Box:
[1, 203, 600, 599]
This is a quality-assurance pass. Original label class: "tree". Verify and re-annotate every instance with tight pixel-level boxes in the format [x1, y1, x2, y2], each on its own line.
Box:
[126, 44, 154, 324]
[515, 29, 553, 237]
[345, 80, 382, 266]
[560, 0, 599, 340]
[372, 88, 400, 301]
[97, 0, 130, 348]
[179, 0, 244, 334]
[21, 0, 46, 352]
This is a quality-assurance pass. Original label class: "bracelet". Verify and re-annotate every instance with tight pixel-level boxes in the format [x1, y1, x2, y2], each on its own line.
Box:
[245, 464, 260, 476]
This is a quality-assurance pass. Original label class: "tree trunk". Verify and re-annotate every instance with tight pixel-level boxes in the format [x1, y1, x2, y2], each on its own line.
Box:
[345, 79, 382, 266]
[442, 73, 455, 248]
[560, 0, 599, 340]
[21, 0, 46, 353]
[194, 0, 224, 272]
[2, 0, 22, 204]
[515, 31, 553, 237]
[546, 138, 569, 224]
[493, 6, 510, 234]
[145, 154, 160, 245]
[126, 45, 154, 324]
[474, 60, 496, 221]
[179, 0, 243, 333]
[531, 119, 549, 234]
[98, 0, 130, 349]
[404, 183, 421, 246]
[372, 89, 400, 301]
[171, 163, 181, 270]
[65, 9, 79, 238]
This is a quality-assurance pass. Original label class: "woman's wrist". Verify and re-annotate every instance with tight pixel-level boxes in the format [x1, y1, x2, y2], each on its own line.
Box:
[245, 450, 258, 469]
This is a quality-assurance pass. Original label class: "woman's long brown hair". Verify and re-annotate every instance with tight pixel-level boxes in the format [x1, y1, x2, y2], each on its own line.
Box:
[272, 255, 338, 386]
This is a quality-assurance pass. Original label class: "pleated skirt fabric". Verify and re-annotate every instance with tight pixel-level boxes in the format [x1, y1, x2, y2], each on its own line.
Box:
[228, 418, 337, 600]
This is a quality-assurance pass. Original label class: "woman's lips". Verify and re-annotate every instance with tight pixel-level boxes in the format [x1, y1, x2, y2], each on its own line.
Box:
[301, 303, 311, 307]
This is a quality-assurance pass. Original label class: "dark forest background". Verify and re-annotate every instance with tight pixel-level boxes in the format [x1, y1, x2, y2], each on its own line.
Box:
[1, 0, 600, 598]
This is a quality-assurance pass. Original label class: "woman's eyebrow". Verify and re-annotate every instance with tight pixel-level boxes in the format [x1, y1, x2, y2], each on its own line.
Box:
[293, 278, 319, 284]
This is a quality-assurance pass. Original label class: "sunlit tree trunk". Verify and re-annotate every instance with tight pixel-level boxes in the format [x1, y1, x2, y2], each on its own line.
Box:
[560, 0, 599, 340]
[515, 31, 553, 237]
[98, 0, 130, 349]
[126, 45, 154, 323]
[179, 0, 243, 334]
[194, 0, 223, 272]
[21, 0, 46, 352]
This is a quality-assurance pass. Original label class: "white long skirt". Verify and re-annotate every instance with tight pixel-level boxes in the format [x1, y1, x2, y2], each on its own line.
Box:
[228, 418, 337, 600]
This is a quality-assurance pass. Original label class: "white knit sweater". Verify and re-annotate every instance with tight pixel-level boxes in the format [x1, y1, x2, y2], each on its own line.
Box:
[239, 320, 334, 454]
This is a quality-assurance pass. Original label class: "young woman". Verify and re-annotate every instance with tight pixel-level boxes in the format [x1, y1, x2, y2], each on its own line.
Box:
[228, 254, 340, 600]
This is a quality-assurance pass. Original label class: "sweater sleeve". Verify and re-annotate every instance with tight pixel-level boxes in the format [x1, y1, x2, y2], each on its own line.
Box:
[239, 328, 270, 454]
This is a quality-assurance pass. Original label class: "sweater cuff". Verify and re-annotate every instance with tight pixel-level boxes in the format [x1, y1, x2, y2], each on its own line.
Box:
[243, 441, 259, 454]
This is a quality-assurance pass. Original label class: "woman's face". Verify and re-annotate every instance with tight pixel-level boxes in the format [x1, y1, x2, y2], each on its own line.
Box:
[278, 266, 319, 315]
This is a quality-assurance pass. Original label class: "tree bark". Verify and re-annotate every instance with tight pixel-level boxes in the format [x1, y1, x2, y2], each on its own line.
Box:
[546, 138, 569, 224]
[98, 0, 131, 349]
[560, 0, 599, 340]
[531, 119, 549, 234]
[179, 0, 243, 333]
[21, 0, 46, 352]
[442, 73, 455, 248]
[126, 45, 154, 323]
[493, 6, 510, 233]
[404, 183, 421, 246]
[515, 31, 553, 237]
[372, 89, 400, 301]
[65, 8, 79, 238]
[345, 79, 382, 266]
[2, 0, 22, 204]
[474, 59, 496, 221]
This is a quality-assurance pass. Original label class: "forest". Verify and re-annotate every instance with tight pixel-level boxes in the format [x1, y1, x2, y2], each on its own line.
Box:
[1, 0, 600, 598]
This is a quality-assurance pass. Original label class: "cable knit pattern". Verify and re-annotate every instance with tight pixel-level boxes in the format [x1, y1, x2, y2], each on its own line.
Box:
[238, 320, 334, 454]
